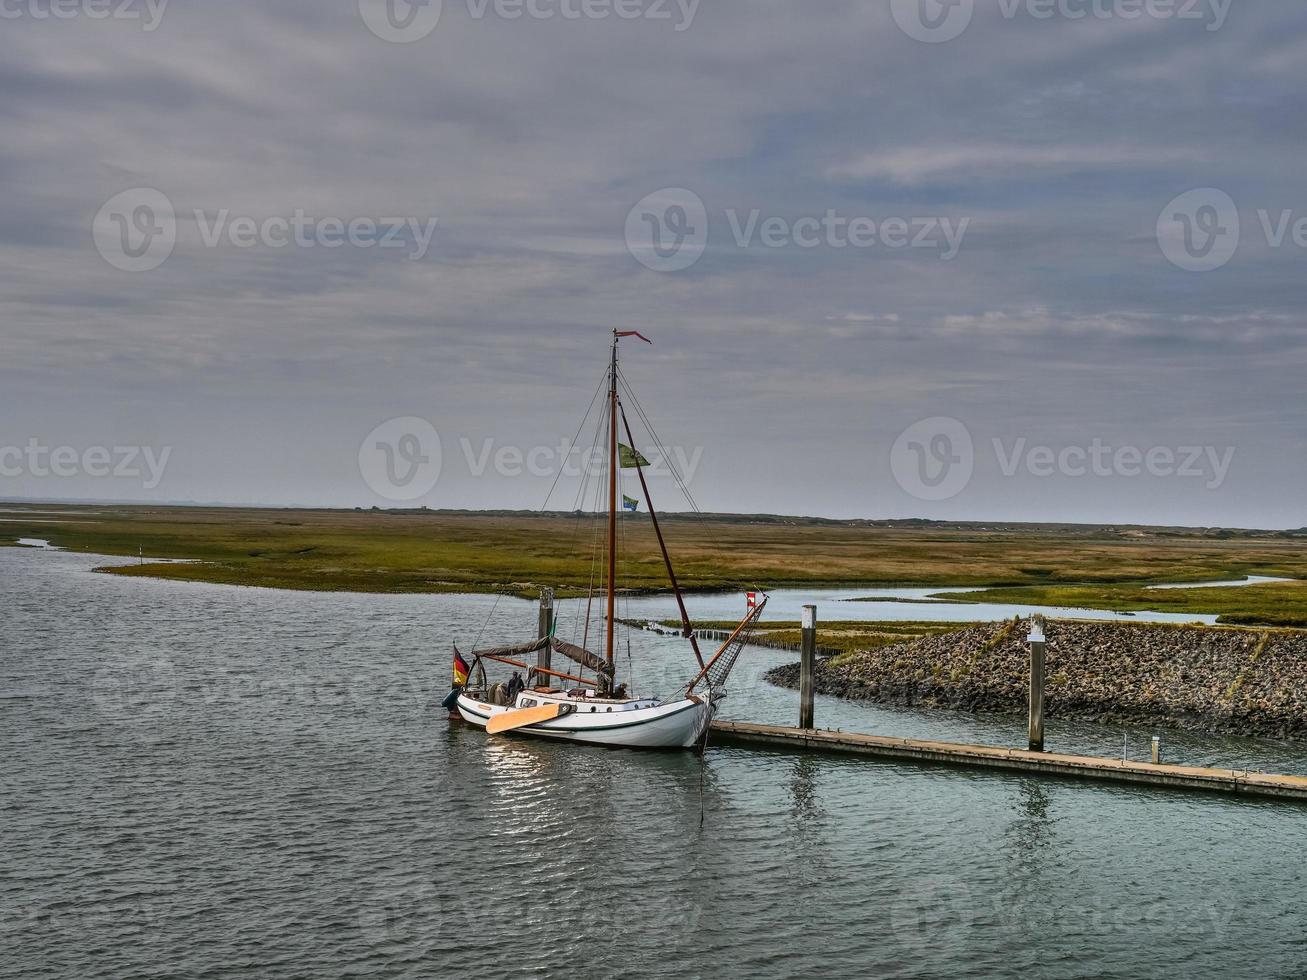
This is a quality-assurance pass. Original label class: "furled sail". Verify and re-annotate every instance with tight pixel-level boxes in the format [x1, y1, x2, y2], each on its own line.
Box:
[462, 636, 550, 661]
[551, 638, 615, 680]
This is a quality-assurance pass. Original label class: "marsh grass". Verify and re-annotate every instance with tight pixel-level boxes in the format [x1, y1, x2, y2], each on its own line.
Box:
[2, 504, 1304, 625]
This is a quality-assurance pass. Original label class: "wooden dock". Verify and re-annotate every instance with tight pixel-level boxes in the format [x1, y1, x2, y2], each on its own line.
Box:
[709, 721, 1307, 802]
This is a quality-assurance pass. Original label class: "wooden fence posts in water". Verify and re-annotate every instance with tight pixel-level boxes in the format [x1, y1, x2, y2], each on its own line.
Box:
[1028, 616, 1047, 753]
[800, 605, 817, 730]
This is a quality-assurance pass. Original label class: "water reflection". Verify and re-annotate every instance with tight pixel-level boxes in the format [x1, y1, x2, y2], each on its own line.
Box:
[788, 755, 823, 823]
[1007, 780, 1056, 874]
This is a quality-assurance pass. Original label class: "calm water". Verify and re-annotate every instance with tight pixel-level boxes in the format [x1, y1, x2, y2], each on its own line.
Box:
[4, 547, 1306, 979]
[622, 585, 1222, 626]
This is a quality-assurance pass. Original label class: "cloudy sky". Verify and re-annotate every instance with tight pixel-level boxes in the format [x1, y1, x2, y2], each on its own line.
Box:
[2, 0, 1305, 527]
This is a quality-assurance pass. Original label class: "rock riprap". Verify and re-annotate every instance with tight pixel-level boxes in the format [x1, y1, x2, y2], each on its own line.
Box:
[765, 621, 1307, 739]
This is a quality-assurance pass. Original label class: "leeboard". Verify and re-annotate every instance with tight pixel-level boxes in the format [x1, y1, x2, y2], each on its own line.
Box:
[486, 703, 570, 735]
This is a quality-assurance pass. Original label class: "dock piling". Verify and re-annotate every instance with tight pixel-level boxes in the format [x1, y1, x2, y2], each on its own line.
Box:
[800, 605, 817, 730]
[1028, 616, 1046, 753]
[536, 588, 554, 683]
[1152, 735, 1161, 765]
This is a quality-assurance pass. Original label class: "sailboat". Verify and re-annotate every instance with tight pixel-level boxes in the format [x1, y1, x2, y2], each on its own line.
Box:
[447, 330, 768, 750]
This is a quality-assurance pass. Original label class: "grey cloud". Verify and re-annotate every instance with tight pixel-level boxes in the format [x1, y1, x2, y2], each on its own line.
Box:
[0, 1, 1305, 526]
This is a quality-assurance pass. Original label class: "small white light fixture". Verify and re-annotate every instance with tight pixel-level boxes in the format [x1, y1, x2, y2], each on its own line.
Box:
[1028, 615, 1046, 644]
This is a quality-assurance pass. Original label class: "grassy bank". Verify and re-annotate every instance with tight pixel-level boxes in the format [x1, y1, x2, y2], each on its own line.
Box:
[1, 504, 1305, 625]
[945, 581, 1307, 628]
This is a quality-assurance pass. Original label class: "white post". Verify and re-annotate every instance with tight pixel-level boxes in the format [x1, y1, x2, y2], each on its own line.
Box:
[799, 605, 817, 730]
[1028, 616, 1046, 753]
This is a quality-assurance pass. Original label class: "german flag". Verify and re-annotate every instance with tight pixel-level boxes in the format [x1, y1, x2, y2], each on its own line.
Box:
[453, 649, 470, 686]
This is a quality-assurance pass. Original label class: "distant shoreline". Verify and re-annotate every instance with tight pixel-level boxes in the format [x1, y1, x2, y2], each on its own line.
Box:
[1, 502, 1304, 625]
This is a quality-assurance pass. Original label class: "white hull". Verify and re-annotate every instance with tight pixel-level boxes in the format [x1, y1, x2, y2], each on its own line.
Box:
[455, 692, 714, 750]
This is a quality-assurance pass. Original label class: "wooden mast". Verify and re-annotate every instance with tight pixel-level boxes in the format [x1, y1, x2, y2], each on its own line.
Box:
[605, 332, 618, 683]
[619, 404, 704, 670]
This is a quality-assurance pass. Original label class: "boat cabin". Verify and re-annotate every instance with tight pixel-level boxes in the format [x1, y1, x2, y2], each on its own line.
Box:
[514, 689, 659, 713]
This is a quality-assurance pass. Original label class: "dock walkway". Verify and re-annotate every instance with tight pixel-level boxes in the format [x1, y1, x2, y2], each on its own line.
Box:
[709, 721, 1307, 802]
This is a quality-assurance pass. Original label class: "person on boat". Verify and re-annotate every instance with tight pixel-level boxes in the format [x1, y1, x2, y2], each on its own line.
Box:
[506, 672, 525, 703]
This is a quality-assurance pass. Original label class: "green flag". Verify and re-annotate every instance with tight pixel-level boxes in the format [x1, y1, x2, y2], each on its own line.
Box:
[622, 495, 640, 512]
[618, 444, 651, 469]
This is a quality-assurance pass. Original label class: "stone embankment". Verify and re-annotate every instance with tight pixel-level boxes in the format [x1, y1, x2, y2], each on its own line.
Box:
[766, 621, 1307, 739]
